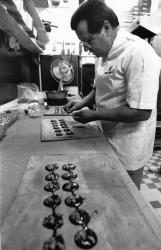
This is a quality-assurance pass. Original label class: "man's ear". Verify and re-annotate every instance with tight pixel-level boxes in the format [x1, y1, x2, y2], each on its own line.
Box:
[103, 20, 111, 32]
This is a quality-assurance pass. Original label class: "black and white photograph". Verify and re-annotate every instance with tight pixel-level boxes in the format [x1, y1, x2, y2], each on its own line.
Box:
[0, 0, 161, 249]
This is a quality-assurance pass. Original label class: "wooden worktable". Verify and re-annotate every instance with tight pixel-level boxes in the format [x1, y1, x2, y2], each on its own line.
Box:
[1, 99, 161, 250]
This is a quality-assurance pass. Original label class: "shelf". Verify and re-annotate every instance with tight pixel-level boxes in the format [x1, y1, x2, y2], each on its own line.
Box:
[0, 3, 42, 54]
[128, 15, 161, 39]
[32, 0, 49, 8]
[128, 22, 156, 39]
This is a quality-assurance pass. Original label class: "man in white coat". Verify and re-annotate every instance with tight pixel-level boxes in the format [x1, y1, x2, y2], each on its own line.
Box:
[65, 0, 161, 189]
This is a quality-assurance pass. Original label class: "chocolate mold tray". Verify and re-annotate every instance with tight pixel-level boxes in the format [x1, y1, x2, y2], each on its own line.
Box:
[41, 118, 100, 141]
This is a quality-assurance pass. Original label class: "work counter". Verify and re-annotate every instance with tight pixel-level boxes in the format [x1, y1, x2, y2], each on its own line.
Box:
[1, 98, 161, 250]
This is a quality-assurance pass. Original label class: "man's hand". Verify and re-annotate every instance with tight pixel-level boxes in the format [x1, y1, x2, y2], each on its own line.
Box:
[64, 100, 84, 113]
[72, 110, 96, 124]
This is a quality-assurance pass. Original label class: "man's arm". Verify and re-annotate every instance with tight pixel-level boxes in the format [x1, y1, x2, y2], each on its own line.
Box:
[65, 88, 96, 113]
[81, 88, 96, 108]
[95, 105, 152, 122]
[73, 104, 152, 123]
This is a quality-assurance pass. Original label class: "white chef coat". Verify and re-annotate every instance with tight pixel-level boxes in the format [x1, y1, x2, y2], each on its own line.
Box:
[95, 28, 161, 171]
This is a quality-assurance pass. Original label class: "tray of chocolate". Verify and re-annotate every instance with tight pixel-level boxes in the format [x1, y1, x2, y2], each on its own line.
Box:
[2, 154, 161, 250]
[44, 106, 71, 116]
[41, 118, 100, 141]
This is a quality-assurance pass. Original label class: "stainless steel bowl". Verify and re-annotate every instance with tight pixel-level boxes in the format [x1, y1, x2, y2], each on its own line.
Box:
[46, 90, 68, 106]
[46, 90, 68, 100]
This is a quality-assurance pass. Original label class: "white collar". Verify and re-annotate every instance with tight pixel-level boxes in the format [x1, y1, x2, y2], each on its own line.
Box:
[107, 28, 129, 60]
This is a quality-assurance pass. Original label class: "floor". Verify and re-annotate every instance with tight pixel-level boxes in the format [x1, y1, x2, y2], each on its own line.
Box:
[140, 150, 161, 223]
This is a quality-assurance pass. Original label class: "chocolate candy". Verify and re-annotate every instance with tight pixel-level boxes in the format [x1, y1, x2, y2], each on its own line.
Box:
[55, 133, 63, 136]
[45, 173, 59, 181]
[69, 209, 90, 226]
[43, 214, 63, 229]
[43, 195, 61, 208]
[62, 163, 76, 171]
[43, 235, 65, 250]
[54, 129, 62, 133]
[62, 182, 79, 192]
[65, 131, 74, 135]
[44, 182, 60, 192]
[74, 228, 97, 249]
[45, 164, 59, 172]
[65, 194, 84, 208]
[62, 172, 77, 181]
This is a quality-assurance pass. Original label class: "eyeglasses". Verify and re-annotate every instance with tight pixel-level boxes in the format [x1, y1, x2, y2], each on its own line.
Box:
[80, 33, 99, 46]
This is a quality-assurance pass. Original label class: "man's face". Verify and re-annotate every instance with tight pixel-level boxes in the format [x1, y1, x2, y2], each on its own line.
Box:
[76, 20, 114, 58]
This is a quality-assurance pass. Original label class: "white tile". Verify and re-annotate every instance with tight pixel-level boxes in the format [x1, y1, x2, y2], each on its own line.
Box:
[140, 189, 160, 202]
[154, 208, 161, 224]
[143, 178, 153, 184]
[155, 182, 161, 188]
[140, 184, 149, 190]
[151, 189, 161, 203]
[148, 173, 158, 178]
[154, 208, 161, 216]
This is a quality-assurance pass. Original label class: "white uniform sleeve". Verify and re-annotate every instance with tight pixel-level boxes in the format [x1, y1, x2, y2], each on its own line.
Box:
[125, 43, 161, 109]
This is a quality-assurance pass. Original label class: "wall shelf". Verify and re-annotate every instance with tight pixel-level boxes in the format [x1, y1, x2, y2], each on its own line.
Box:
[0, 3, 43, 54]
[128, 22, 156, 39]
[128, 15, 161, 39]
[32, 0, 49, 8]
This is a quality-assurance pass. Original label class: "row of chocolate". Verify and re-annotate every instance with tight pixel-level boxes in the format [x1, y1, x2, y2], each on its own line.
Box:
[43, 163, 98, 250]
[62, 164, 98, 249]
[43, 163, 65, 250]
[50, 119, 74, 136]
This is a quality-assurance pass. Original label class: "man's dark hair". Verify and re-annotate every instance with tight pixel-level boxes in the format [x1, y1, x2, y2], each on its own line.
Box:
[71, 0, 119, 34]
